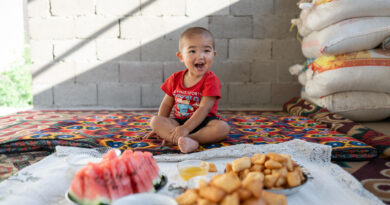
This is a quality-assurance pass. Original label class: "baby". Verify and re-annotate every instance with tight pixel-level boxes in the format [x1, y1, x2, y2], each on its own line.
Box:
[144, 27, 230, 153]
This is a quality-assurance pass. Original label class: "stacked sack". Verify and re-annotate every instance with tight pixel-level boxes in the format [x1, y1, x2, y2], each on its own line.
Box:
[289, 0, 390, 122]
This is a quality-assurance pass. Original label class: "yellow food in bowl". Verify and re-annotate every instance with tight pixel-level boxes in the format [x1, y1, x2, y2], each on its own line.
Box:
[177, 160, 209, 181]
[179, 166, 208, 181]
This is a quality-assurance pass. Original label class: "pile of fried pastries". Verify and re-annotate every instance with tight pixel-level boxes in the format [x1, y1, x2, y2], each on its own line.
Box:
[176, 152, 306, 205]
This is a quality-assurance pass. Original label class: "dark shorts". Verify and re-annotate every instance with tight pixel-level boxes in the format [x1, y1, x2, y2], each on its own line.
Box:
[173, 116, 220, 134]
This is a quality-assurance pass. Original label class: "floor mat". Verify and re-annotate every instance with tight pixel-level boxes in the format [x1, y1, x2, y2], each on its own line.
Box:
[0, 110, 376, 160]
[336, 158, 390, 204]
[284, 97, 390, 156]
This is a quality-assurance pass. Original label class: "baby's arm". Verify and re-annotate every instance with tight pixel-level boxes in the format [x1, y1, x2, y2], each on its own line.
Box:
[144, 94, 174, 139]
[158, 94, 174, 117]
[169, 96, 216, 143]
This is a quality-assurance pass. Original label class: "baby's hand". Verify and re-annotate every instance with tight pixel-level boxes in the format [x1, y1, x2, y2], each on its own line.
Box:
[143, 130, 158, 139]
[169, 126, 190, 144]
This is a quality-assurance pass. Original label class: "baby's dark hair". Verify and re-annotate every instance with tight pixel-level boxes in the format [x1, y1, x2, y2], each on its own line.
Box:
[178, 27, 215, 51]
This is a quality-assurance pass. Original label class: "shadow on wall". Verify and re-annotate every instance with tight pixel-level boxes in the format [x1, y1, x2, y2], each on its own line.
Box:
[31, 0, 304, 109]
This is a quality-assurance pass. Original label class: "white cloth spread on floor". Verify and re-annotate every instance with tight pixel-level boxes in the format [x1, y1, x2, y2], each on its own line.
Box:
[0, 140, 384, 205]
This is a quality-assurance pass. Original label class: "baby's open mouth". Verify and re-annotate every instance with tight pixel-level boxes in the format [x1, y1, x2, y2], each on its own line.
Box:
[195, 63, 205, 70]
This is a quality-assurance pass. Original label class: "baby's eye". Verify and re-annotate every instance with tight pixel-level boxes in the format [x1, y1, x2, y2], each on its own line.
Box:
[204, 49, 211, 53]
[189, 50, 196, 54]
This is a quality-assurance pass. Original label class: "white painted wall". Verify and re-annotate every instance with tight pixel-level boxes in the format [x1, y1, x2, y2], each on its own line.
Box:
[0, 0, 26, 73]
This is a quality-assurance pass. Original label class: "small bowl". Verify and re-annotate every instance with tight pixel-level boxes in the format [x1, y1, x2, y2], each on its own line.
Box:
[65, 149, 121, 175]
[177, 160, 209, 181]
[265, 172, 309, 195]
[112, 193, 177, 205]
[66, 155, 102, 176]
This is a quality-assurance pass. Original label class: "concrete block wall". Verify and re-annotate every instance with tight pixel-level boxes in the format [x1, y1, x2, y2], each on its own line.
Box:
[28, 0, 305, 109]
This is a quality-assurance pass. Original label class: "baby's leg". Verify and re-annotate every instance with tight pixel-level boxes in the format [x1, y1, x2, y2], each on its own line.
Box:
[149, 116, 180, 143]
[189, 120, 230, 144]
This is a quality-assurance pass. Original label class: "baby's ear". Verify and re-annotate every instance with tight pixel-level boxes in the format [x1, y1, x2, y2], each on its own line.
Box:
[176, 51, 183, 62]
[213, 51, 216, 56]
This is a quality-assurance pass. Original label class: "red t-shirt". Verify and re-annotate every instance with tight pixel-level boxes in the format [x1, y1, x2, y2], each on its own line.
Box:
[161, 69, 221, 119]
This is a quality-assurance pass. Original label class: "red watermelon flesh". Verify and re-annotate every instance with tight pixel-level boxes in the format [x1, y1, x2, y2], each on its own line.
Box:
[82, 163, 110, 205]
[68, 166, 87, 205]
[115, 158, 133, 196]
[120, 150, 139, 193]
[121, 149, 133, 157]
[99, 161, 120, 200]
[144, 152, 161, 184]
[69, 150, 161, 204]
[134, 151, 155, 189]
[108, 158, 129, 200]
[124, 153, 149, 193]
[102, 149, 117, 162]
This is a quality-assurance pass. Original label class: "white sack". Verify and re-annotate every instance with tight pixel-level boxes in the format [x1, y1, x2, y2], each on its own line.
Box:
[301, 0, 390, 33]
[296, 50, 390, 97]
[302, 17, 390, 58]
[302, 90, 390, 122]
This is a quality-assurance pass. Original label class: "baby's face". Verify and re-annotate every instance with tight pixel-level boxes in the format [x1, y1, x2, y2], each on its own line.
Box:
[177, 34, 216, 78]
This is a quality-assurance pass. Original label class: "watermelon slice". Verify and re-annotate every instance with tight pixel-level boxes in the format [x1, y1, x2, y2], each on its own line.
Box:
[102, 149, 117, 162]
[134, 151, 157, 189]
[115, 158, 133, 196]
[99, 161, 120, 200]
[68, 150, 162, 205]
[68, 166, 87, 205]
[144, 151, 162, 185]
[83, 163, 110, 205]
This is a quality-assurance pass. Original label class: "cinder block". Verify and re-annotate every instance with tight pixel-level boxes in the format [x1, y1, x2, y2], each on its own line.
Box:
[253, 14, 296, 39]
[96, 39, 140, 61]
[32, 83, 53, 107]
[215, 39, 228, 61]
[32, 62, 76, 85]
[54, 83, 97, 106]
[96, 0, 140, 16]
[219, 83, 229, 107]
[275, 0, 300, 15]
[53, 40, 97, 62]
[27, 0, 50, 18]
[272, 38, 305, 61]
[30, 40, 53, 63]
[141, 0, 185, 16]
[141, 84, 165, 107]
[164, 17, 208, 40]
[277, 61, 300, 83]
[229, 39, 271, 61]
[186, 0, 230, 16]
[51, 0, 94, 16]
[163, 61, 185, 81]
[141, 38, 178, 61]
[75, 61, 119, 83]
[98, 83, 141, 107]
[230, 0, 274, 16]
[29, 18, 75, 40]
[228, 83, 271, 105]
[271, 83, 301, 105]
[212, 61, 250, 83]
[120, 62, 163, 83]
[209, 16, 252, 38]
[75, 16, 119, 39]
[251, 60, 278, 83]
[120, 16, 165, 42]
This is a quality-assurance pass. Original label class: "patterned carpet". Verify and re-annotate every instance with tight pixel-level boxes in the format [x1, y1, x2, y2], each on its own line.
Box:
[0, 110, 376, 159]
[0, 98, 389, 203]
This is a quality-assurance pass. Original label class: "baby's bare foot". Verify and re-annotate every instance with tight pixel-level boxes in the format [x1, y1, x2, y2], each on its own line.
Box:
[178, 137, 199, 153]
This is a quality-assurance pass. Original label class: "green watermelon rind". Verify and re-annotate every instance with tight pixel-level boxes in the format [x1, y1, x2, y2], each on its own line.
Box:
[68, 175, 167, 205]
[68, 190, 110, 205]
[153, 175, 167, 191]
